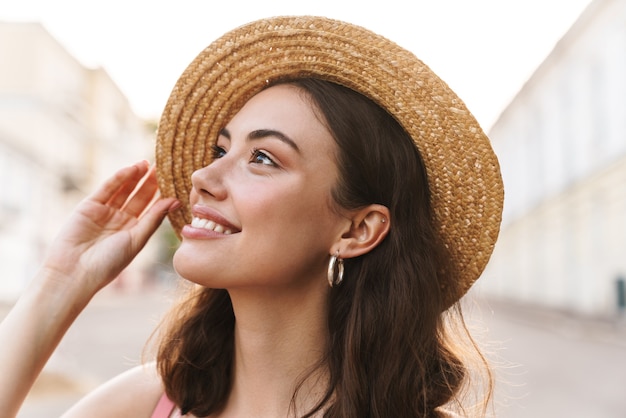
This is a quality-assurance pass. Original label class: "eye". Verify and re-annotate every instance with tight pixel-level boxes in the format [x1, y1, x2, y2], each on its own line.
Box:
[210, 144, 226, 160]
[250, 148, 277, 167]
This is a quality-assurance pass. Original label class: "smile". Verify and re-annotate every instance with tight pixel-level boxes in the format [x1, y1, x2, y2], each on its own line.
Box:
[190, 217, 235, 235]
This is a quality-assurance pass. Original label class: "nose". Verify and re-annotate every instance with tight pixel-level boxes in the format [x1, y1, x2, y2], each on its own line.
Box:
[190, 158, 228, 201]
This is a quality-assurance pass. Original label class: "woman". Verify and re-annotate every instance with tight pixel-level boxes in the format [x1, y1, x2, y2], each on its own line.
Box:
[0, 16, 503, 417]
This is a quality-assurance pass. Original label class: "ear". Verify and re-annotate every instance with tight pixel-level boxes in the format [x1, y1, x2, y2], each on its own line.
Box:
[332, 204, 390, 259]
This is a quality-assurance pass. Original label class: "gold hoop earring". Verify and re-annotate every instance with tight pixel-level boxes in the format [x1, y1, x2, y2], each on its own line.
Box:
[327, 251, 344, 287]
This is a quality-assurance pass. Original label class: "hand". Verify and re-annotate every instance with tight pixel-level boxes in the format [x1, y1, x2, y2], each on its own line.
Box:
[41, 161, 179, 299]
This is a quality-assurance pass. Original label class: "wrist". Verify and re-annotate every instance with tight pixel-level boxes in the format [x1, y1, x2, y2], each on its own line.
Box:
[27, 266, 96, 318]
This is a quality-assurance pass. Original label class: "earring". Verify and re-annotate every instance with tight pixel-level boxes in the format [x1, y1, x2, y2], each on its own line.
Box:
[327, 251, 344, 287]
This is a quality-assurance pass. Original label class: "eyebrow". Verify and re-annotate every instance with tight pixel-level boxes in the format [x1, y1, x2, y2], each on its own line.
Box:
[219, 128, 300, 153]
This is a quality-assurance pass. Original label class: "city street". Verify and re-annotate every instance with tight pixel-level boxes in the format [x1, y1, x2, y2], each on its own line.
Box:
[3, 286, 625, 418]
[474, 298, 626, 417]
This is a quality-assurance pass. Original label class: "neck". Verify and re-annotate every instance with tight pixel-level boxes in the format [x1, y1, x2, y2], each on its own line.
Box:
[220, 283, 330, 417]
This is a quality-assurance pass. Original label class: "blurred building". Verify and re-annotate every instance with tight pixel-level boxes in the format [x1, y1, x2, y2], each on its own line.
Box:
[478, 0, 626, 316]
[0, 22, 157, 301]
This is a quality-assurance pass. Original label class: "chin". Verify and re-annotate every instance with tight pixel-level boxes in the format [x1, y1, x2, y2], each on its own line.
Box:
[172, 246, 206, 285]
[172, 246, 233, 289]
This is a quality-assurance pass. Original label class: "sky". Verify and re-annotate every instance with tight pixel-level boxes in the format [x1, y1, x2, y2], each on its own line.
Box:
[2, 0, 594, 130]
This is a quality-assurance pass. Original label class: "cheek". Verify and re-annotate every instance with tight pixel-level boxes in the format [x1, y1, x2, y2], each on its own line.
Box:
[241, 183, 334, 227]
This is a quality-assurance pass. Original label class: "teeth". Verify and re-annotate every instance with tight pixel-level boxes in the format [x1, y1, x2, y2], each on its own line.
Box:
[191, 217, 233, 234]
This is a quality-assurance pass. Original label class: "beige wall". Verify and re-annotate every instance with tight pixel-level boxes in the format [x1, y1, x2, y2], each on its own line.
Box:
[0, 22, 157, 300]
[477, 0, 626, 316]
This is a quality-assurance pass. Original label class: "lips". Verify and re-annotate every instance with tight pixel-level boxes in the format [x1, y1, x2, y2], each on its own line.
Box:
[188, 205, 241, 235]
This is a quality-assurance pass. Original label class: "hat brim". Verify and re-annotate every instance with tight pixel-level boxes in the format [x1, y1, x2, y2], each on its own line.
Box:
[156, 16, 504, 307]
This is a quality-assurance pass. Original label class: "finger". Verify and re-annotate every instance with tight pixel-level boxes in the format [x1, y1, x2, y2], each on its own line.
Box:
[130, 198, 180, 251]
[121, 165, 159, 217]
[106, 163, 150, 209]
[90, 161, 149, 206]
[106, 162, 148, 209]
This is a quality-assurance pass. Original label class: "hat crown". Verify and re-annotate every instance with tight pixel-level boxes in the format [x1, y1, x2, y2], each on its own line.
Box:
[156, 16, 504, 307]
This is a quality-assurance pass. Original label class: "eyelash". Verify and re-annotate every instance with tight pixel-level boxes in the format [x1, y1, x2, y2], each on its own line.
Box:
[210, 144, 277, 167]
[250, 148, 277, 167]
[210, 144, 226, 160]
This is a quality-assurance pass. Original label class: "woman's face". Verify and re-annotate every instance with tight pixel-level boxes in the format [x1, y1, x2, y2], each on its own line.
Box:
[173, 84, 347, 291]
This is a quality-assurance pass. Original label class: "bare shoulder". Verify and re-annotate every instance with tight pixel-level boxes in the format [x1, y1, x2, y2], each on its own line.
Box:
[61, 362, 163, 418]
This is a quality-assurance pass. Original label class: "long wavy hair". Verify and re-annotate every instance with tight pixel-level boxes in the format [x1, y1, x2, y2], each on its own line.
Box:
[155, 78, 493, 417]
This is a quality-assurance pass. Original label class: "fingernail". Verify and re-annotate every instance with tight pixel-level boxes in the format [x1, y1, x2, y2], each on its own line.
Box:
[133, 160, 149, 170]
[168, 200, 182, 212]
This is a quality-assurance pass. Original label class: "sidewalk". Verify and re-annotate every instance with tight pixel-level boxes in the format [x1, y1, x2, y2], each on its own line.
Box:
[469, 297, 626, 418]
[3, 290, 625, 417]
[1, 286, 175, 418]
[475, 297, 626, 349]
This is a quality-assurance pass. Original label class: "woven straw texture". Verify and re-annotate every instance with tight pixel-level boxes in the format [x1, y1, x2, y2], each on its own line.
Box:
[155, 16, 504, 306]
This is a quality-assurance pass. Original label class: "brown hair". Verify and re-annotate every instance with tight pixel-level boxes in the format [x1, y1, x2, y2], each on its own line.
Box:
[156, 79, 492, 417]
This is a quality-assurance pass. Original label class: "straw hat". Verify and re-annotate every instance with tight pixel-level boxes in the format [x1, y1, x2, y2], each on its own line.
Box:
[156, 15, 504, 307]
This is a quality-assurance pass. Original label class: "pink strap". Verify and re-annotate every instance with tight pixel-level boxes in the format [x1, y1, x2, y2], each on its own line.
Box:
[151, 393, 177, 418]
